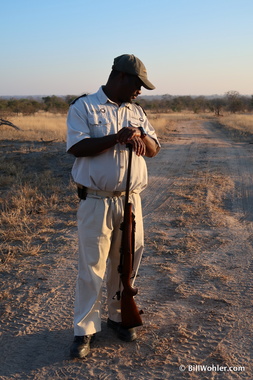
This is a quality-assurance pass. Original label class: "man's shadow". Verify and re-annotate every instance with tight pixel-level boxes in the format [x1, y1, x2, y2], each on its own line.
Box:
[1, 322, 119, 378]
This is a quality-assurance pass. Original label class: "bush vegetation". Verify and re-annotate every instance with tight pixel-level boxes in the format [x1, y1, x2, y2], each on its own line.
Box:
[0, 91, 252, 117]
[137, 91, 253, 116]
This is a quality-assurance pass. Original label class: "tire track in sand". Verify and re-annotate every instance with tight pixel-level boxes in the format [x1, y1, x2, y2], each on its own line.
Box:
[139, 120, 253, 379]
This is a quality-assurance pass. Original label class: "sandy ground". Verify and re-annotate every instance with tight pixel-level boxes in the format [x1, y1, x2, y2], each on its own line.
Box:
[1, 119, 253, 379]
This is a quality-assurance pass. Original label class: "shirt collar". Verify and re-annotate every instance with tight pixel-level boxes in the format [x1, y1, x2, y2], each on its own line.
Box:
[97, 86, 109, 104]
[97, 86, 133, 110]
[124, 103, 133, 110]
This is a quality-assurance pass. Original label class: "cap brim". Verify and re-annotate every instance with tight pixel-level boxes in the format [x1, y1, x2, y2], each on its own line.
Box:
[138, 75, 155, 90]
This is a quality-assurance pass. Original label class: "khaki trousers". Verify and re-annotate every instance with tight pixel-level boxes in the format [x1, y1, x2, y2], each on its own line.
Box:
[74, 192, 144, 336]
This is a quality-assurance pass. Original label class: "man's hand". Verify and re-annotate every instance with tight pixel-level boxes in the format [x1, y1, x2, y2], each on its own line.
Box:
[116, 126, 159, 157]
[128, 136, 146, 156]
[116, 127, 145, 156]
[116, 127, 146, 156]
[116, 126, 141, 144]
[68, 126, 158, 158]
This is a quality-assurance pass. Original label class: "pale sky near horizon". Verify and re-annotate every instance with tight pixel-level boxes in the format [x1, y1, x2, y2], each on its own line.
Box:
[1, 0, 252, 97]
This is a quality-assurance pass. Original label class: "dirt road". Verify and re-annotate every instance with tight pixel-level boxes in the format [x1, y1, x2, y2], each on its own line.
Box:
[1, 119, 252, 379]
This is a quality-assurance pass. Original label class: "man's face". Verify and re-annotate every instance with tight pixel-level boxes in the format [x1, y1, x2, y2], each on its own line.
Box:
[118, 74, 142, 103]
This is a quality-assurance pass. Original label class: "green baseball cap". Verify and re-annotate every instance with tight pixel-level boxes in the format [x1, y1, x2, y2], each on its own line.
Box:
[112, 54, 155, 90]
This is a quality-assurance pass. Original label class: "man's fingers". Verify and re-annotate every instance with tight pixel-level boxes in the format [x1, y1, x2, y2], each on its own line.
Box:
[117, 127, 141, 143]
[129, 137, 146, 156]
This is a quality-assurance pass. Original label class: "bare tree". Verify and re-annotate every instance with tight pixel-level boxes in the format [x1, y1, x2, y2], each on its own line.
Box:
[225, 91, 243, 113]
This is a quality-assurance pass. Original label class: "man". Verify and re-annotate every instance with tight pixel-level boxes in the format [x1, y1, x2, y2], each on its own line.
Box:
[67, 54, 160, 359]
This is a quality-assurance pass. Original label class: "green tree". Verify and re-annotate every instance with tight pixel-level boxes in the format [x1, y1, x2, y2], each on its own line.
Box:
[42, 95, 68, 113]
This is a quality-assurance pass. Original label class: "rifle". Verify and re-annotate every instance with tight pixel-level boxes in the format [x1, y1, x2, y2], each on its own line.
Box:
[117, 144, 143, 329]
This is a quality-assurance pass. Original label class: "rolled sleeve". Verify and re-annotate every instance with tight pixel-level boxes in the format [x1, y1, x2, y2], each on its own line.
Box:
[144, 118, 161, 151]
[66, 102, 90, 152]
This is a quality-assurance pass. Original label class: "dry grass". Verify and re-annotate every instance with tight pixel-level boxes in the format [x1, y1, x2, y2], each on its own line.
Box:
[0, 114, 77, 264]
[219, 113, 253, 135]
[148, 111, 253, 141]
[1, 111, 253, 265]
[0, 168, 77, 263]
[3, 111, 253, 141]
[1, 112, 67, 141]
[147, 112, 214, 138]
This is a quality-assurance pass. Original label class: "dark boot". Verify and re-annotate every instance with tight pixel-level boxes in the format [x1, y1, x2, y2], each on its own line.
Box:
[70, 335, 94, 358]
[107, 318, 137, 342]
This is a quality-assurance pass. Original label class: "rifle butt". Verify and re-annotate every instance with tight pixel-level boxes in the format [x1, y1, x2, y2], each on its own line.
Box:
[121, 290, 143, 328]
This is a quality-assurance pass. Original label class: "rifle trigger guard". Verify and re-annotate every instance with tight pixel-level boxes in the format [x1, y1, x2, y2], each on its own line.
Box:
[112, 290, 121, 301]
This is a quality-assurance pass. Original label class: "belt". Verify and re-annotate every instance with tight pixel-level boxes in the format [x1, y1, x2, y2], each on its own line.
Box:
[77, 185, 135, 199]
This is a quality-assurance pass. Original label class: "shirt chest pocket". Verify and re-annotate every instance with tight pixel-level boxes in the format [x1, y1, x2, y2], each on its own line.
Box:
[88, 114, 111, 138]
[129, 116, 145, 128]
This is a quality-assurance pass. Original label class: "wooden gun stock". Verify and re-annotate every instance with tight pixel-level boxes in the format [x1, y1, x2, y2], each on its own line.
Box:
[119, 202, 143, 328]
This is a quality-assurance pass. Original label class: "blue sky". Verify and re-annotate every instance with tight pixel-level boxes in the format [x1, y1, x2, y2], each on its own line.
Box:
[1, 0, 252, 96]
